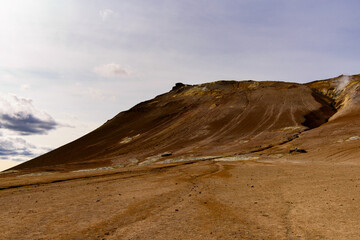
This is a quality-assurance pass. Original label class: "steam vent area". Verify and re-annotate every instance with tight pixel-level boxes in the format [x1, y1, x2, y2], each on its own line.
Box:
[2, 74, 360, 239]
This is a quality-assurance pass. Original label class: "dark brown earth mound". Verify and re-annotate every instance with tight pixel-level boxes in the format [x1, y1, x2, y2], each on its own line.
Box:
[11, 75, 360, 172]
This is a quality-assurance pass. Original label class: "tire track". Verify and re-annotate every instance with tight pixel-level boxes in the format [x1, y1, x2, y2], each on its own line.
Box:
[61, 161, 222, 240]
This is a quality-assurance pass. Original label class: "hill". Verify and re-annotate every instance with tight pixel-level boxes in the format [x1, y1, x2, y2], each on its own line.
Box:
[10, 74, 360, 172]
[3, 74, 360, 239]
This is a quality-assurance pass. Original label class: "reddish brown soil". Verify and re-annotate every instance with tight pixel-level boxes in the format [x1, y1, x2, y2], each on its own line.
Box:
[2, 160, 360, 239]
[2, 75, 360, 239]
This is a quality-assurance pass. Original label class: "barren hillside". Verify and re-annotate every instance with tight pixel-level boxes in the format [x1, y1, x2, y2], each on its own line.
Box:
[2, 74, 360, 240]
[12, 75, 360, 172]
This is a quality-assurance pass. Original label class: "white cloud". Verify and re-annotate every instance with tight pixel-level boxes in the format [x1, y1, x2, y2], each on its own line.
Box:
[70, 82, 117, 101]
[93, 63, 132, 78]
[0, 94, 58, 135]
[0, 136, 36, 157]
[0, 135, 52, 171]
[99, 9, 114, 21]
[21, 84, 30, 90]
[81, 87, 117, 101]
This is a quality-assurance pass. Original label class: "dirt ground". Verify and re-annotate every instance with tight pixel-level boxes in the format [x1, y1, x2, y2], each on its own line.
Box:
[1, 158, 360, 240]
[2, 70, 360, 240]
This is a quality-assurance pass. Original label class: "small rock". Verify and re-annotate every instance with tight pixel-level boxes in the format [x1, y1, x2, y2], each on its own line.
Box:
[346, 136, 360, 142]
[289, 147, 307, 154]
[161, 152, 172, 157]
[172, 83, 185, 91]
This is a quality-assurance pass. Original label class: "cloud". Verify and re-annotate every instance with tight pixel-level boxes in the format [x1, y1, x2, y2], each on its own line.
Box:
[93, 63, 132, 78]
[82, 88, 117, 101]
[21, 84, 30, 90]
[0, 94, 59, 135]
[0, 136, 52, 171]
[99, 9, 114, 21]
[0, 137, 36, 157]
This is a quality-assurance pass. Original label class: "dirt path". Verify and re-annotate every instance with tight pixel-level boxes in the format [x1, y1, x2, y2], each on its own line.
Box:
[1, 160, 360, 239]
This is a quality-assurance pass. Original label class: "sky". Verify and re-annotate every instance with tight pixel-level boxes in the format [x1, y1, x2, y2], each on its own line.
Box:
[0, 0, 360, 171]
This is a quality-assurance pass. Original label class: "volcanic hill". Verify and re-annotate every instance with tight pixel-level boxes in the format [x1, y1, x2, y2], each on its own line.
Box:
[2, 74, 360, 239]
[9, 74, 360, 172]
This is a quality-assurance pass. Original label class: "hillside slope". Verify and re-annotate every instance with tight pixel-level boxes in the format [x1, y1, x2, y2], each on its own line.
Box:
[3, 74, 360, 240]
[10, 75, 360, 171]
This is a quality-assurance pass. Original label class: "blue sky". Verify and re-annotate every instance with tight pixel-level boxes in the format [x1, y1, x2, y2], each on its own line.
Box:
[0, 0, 360, 170]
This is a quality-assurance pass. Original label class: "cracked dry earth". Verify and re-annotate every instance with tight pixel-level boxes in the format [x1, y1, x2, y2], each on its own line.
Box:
[1, 159, 360, 240]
